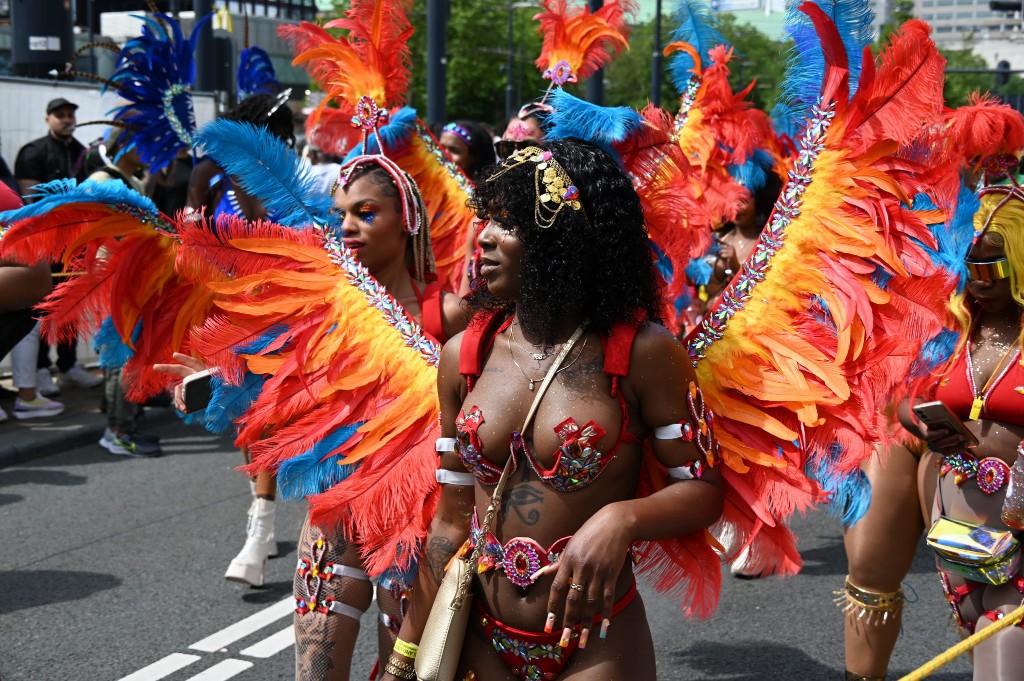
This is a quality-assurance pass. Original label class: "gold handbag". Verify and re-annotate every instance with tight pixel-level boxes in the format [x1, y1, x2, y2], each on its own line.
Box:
[415, 324, 586, 681]
[926, 515, 1021, 586]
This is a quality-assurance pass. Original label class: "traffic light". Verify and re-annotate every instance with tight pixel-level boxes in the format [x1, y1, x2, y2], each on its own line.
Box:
[997, 59, 1011, 88]
[990, 0, 1022, 11]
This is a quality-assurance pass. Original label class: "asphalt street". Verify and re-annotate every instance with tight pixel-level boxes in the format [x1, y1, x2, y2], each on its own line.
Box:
[0, 416, 973, 681]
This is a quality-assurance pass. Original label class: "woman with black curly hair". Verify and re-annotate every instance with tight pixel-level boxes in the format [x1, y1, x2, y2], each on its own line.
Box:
[384, 139, 724, 680]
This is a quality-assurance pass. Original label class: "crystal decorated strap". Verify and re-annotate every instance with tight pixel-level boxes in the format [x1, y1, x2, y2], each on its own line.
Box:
[688, 99, 836, 365]
[315, 224, 440, 367]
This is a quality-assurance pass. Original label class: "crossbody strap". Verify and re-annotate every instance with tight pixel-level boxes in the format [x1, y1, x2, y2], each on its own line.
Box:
[452, 322, 586, 608]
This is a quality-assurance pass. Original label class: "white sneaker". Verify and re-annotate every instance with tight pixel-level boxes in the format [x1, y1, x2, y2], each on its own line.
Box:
[13, 396, 65, 420]
[730, 546, 767, 580]
[36, 368, 60, 396]
[225, 498, 276, 587]
[58, 364, 103, 389]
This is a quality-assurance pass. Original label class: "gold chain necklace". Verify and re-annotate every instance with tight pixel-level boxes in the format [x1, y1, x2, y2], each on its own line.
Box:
[507, 327, 589, 391]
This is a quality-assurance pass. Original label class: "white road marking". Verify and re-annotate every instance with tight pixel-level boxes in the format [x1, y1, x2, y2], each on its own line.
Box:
[116, 653, 201, 681]
[189, 598, 293, 652]
[239, 625, 295, 659]
[184, 659, 254, 680]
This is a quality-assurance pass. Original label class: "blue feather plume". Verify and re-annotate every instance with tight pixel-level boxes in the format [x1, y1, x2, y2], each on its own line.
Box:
[183, 372, 267, 434]
[237, 46, 281, 100]
[93, 316, 140, 369]
[108, 13, 211, 172]
[728, 148, 775, 192]
[910, 327, 959, 378]
[779, 0, 875, 121]
[543, 89, 646, 160]
[344, 107, 419, 162]
[666, 0, 727, 92]
[685, 257, 713, 286]
[911, 186, 977, 290]
[277, 423, 363, 500]
[194, 119, 334, 229]
[806, 443, 872, 527]
[0, 178, 161, 224]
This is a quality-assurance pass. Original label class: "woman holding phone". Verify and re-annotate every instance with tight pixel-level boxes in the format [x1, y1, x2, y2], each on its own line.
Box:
[898, 186, 1024, 680]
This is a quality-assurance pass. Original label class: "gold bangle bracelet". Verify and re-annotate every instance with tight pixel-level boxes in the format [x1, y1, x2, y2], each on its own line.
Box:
[385, 657, 416, 680]
[393, 637, 419, 659]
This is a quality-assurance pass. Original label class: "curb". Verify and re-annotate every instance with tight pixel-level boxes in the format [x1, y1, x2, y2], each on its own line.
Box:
[0, 407, 180, 469]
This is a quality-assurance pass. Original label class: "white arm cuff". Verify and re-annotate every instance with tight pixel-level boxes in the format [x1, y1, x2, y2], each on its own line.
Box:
[436, 437, 457, 453]
[654, 424, 683, 440]
[436, 469, 475, 486]
[666, 465, 696, 481]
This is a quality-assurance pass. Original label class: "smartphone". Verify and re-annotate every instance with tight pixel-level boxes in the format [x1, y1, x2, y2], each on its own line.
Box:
[182, 369, 214, 414]
[912, 401, 980, 448]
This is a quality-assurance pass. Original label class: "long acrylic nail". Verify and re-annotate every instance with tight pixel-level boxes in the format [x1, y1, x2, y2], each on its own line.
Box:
[544, 612, 556, 633]
[579, 627, 590, 649]
[559, 627, 572, 648]
[599, 618, 611, 639]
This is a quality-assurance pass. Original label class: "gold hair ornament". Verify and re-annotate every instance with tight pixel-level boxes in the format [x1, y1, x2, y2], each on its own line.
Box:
[966, 258, 1012, 281]
[486, 146, 585, 229]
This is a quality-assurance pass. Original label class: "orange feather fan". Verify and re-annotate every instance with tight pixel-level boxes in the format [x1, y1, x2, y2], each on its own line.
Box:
[687, 15, 963, 577]
[177, 216, 441, 577]
[534, 0, 637, 84]
[0, 187, 214, 401]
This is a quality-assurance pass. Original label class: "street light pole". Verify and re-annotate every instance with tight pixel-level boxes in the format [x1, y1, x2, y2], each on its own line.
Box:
[427, 0, 448, 126]
[650, 0, 662, 106]
[506, 1, 515, 121]
[586, 0, 604, 105]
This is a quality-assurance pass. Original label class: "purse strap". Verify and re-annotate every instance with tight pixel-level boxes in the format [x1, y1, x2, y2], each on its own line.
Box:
[450, 321, 587, 609]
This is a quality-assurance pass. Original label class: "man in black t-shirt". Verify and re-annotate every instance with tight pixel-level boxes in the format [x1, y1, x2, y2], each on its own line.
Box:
[14, 98, 88, 198]
[13, 98, 101, 394]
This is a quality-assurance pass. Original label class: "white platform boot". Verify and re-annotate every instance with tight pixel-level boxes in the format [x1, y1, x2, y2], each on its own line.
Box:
[225, 497, 276, 586]
[246, 479, 278, 558]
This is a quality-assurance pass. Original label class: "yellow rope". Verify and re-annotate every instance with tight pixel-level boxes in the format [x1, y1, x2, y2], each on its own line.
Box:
[898, 603, 1024, 681]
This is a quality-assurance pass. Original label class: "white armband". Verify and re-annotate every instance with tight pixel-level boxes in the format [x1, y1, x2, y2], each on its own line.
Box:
[436, 437, 457, 453]
[654, 424, 683, 439]
[436, 469, 475, 486]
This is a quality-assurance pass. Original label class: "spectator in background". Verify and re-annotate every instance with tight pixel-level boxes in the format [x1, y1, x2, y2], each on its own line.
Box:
[0, 134, 17, 192]
[0, 182, 62, 423]
[439, 119, 497, 183]
[14, 98, 102, 396]
[87, 126, 160, 457]
[495, 102, 547, 160]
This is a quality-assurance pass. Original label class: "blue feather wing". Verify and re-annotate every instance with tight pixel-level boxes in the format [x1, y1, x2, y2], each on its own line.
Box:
[0, 178, 161, 224]
[780, 0, 874, 120]
[543, 89, 646, 160]
[237, 46, 281, 100]
[667, 0, 727, 92]
[108, 13, 211, 172]
[194, 119, 334, 229]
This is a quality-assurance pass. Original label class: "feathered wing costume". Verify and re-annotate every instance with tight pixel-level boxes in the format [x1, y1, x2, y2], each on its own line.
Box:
[0, 182, 214, 402]
[174, 1, 447, 579]
[0, 12, 212, 400]
[176, 213, 442, 578]
[279, 0, 474, 290]
[687, 2, 971, 579]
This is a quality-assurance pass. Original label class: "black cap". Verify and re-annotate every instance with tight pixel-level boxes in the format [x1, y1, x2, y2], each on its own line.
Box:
[46, 98, 78, 114]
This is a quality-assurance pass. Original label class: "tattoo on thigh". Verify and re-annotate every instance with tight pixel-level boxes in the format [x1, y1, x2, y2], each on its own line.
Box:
[426, 536, 457, 582]
[503, 483, 543, 525]
[295, 616, 337, 678]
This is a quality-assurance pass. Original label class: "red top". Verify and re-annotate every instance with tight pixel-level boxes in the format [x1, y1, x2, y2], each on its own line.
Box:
[455, 312, 644, 491]
[934, 343, 1024, 426]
